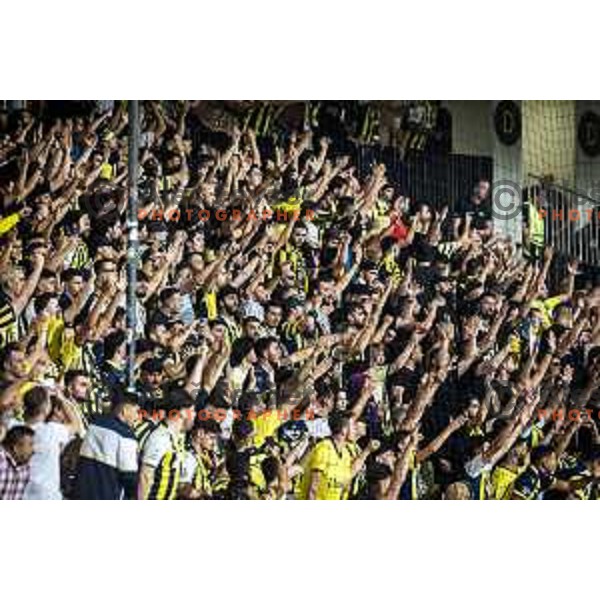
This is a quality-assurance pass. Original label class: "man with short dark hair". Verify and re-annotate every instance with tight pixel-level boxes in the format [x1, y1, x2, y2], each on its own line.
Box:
[75, 395, 140, 500]
[152, 287, 183, 328]
[139, 389, 197, 500]
[263, 302, 283, 337]
[97, 329, 127, 404]
[511, 445, 570, 500]
[179, 419, 221, 499]
[0, 342, 30, 412]
[0, 425, 35, 499]
[457, 178, 491, 230]
[23, 384, 84, 499]
[60, 268, 85, 311]
[138, 357, 165, 413]
[302, 411, 379, 500]
[242, 315, 262, 340]
[253, 336, 281, 395]
[64, 369, 96, 422]
[217, 285, 242, 341]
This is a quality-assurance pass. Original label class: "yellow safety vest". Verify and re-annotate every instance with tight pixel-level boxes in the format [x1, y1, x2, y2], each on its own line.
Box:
[528, 203, 544, 246]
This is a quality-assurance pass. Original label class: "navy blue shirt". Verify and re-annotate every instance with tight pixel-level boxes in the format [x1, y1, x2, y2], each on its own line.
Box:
[75, 415, 138, 500]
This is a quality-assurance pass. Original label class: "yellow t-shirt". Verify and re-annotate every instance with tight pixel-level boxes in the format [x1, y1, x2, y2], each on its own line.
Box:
[490, 465, 522, 500]
[370, 200, 391, 233]
[379, 252, 402, 285]
[272, 196, 303, 215]
[59, 330, 83, 373]
[249, 451, 267, 494]
[302, 438, 353, 500]
[251, 411, 282, 448]
[510, 296, 565, 358]
[46, 316, 65, 364]
[100, 163, 114, 180]
[0, 213, 20, 236]
[5, 380, 39, 422]
[344, 441, 362, 499]
[204, 291, 218, 321]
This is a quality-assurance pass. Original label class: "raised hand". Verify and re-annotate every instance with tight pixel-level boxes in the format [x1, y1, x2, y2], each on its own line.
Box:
[451, 412, 469, 429]
[368, 439, 381, 453]
[567, 257, 579, 276]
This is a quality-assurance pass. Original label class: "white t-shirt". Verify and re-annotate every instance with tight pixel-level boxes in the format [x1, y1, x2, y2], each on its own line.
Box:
[180, 451, 198, 485]
[141, 425, 176, 469]
[305, 221, 320, 250]
[464, 454, 492, 479]
[220, 409, 235, 441]
[24, 422, 72, 500]
[306, 417, 331, 439]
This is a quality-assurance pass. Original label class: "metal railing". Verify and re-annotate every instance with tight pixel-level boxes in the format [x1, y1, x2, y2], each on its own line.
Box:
[526, 174, 600, 267]
[522, 174, 600, 292]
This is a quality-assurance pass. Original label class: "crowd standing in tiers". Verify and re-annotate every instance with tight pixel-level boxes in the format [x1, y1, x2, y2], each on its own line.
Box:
[2, 101, 600, 500]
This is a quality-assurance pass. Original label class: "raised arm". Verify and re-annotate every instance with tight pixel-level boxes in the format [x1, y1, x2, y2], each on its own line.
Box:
[53, 388, 86, 437]
[351, 439, 380, 478]
[389, 331, 421, 375]
[184, 346, 209, 396]
[398, 373, 441, 433]
[416, 414, 468, 463]
[12, 246, 46, 316]
[482, 389, 543, 468]
[332, 243, 362, 297]
[349, 377, 376, 423]
[380, 433, 419, 500]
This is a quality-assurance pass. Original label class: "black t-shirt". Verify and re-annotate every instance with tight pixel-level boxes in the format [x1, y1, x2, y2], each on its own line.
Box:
[456, 196, 491, 228]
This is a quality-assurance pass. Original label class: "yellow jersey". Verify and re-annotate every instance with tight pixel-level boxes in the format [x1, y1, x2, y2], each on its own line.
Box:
[490, 465, 522, 500]
[251, 410, 282, 448]
[301, 438, 353, 500]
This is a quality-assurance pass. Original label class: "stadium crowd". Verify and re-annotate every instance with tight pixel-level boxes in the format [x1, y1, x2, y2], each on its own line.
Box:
[2, 100, 600, 500]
